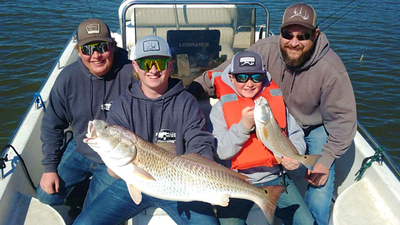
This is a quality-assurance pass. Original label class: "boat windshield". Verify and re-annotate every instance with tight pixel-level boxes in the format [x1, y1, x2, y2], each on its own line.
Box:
[119, 1, 269, 86]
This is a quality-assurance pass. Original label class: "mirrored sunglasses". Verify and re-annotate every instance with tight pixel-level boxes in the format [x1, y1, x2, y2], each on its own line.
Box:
[136, 58, 171, 71]
[80, 42, 110, 56]
[234, 73, 264, 83]
[281, 31, 313, 41]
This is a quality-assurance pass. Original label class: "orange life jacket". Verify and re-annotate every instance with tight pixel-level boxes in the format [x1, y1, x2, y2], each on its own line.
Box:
[208, 71, 287, 170]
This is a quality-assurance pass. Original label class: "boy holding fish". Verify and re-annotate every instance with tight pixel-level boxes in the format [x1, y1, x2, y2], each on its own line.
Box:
[209, 51, 316, 224]
[73, 35, 220, 225]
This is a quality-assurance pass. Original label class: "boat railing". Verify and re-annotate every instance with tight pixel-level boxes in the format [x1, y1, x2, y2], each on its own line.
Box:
[0, 31, 79, 191]
[356, 121, 400, 181]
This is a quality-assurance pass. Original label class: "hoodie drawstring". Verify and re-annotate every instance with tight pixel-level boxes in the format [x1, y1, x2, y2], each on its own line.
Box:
[90, 76, 94, 119]
[155, 98, 166, 143]
[290, 71, 297, 93]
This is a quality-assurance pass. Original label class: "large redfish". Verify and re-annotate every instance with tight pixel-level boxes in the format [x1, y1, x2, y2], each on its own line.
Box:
[84, 119, 284, 223]
[254, 96, 321, 169]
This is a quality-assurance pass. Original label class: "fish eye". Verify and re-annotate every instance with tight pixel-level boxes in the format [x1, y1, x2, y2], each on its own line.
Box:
[104, 125, 108, 129]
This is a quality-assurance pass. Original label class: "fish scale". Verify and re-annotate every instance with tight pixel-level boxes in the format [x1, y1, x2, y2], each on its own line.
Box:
[84, 119, 285, 223]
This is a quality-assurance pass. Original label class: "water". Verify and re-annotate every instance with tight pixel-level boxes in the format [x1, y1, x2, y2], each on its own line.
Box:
[0, 0, 399, 166]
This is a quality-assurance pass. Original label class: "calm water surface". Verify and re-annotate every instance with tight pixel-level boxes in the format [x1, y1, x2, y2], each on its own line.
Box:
[0, 0, 399, 166]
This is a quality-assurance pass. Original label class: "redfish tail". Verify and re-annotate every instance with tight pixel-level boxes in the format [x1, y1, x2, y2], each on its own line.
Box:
[301, 154, 322, 170]
[258, 185, 285, 224]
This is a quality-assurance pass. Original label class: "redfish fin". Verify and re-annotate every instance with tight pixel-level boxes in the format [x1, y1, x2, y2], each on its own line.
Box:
[181, 153, 249, 181]
[301, 154, 322, 170]
[127, 183, 142, 205]
[205, 193, 230, 207]
[259, 185, 285, 224]
[274, 154, 283, 163]
[255, 125, 268, 141]
[132, 164, 155, 181]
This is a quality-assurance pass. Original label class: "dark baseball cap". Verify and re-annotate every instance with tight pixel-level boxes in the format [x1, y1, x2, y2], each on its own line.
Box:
[280, 3, 317, 30]
[76, 18, 113, 46]
[229, 51, 266, 75]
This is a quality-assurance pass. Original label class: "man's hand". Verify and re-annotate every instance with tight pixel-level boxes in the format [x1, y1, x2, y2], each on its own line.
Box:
[281, 156, 301, 170]
[305, 162, 329, 186]
[39, 172, 60, 194]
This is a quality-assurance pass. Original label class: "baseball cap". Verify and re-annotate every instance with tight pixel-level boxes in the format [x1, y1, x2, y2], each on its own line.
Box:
[133, 35, 172, 60]
[229, 51, 266, 75]
[76, 19, 112, 46]
[280, 3, 317, 30]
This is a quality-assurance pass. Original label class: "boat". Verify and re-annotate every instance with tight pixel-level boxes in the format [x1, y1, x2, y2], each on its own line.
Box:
[1, 0, 399, 224]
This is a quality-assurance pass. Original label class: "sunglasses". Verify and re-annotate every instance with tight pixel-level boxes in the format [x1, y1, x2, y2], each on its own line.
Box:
[281, 31, 313, 41]
[233, 73, 264, 83]
[80, 42, 110, 56]
[136, 58, 171, 71]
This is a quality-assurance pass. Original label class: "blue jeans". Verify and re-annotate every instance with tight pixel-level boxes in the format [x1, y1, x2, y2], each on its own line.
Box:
[304, 125, 335, 225]
[36, 139, 117, 208]
[217, 174, 315, 225]
[73, 179, 219, 225]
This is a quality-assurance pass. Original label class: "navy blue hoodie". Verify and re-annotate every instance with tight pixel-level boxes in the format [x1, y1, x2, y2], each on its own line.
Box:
[41, 48, 134, 172]
[107, 78, 215, 160]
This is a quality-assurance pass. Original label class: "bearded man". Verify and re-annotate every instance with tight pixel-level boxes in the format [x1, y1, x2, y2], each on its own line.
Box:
[188, 3, 357, 225]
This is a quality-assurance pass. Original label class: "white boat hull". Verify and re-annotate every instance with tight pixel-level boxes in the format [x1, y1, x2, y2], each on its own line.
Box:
[1, 1, 399, 225]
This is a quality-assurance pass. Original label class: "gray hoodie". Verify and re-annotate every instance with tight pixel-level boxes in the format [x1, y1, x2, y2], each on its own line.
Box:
[188, 32, 357, 169]
[209, 67, 306, 184]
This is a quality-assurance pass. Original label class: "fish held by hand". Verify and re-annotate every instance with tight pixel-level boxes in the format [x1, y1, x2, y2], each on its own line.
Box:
[254, 97, 321, 170]
[84, 119, 285, 223]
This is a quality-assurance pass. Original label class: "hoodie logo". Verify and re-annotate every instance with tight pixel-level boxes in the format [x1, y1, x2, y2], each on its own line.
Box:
[239, 57, 255, 67]
[100, 101, 112, 111]
[289, 7, 309, 21]
[143, 40, 160, 52]
[156, 129, 176, 143]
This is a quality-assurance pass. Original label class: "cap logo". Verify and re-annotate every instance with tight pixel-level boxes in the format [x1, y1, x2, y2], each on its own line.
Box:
[86, 24, 100, 35]
[143, 40, 160, 52]
[289, 7, 309, 20]
[239, 57, 255, 67]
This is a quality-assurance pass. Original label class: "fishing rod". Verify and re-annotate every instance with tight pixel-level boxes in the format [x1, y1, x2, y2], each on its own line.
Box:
[318, 0, 367, 32]
[85, 0, 95, 18]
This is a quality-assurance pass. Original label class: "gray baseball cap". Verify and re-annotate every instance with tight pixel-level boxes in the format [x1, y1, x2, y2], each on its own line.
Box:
[76, 18, 112, 46]
[229, 51, 266, 74]
[133, 35, 172, 60]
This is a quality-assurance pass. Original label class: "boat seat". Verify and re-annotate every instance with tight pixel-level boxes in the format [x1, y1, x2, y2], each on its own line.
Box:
[119, 4, 237, 60]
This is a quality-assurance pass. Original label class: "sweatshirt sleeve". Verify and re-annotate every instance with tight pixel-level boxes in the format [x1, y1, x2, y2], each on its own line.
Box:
[286, 109, 306, 155]
[320, 71, 357, 168]
[209, 101, 251, 160]
[40, 77, 71, 173]
[187, 58, 232, 99]
[182, 96, 216, 161]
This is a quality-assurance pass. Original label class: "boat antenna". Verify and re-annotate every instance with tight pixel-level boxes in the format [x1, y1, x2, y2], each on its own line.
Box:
[85, 0, 95, 18]
[318, 0, 367, 32]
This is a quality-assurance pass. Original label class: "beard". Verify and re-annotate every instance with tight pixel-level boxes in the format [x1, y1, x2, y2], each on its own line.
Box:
[280, 42, 315, 68]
